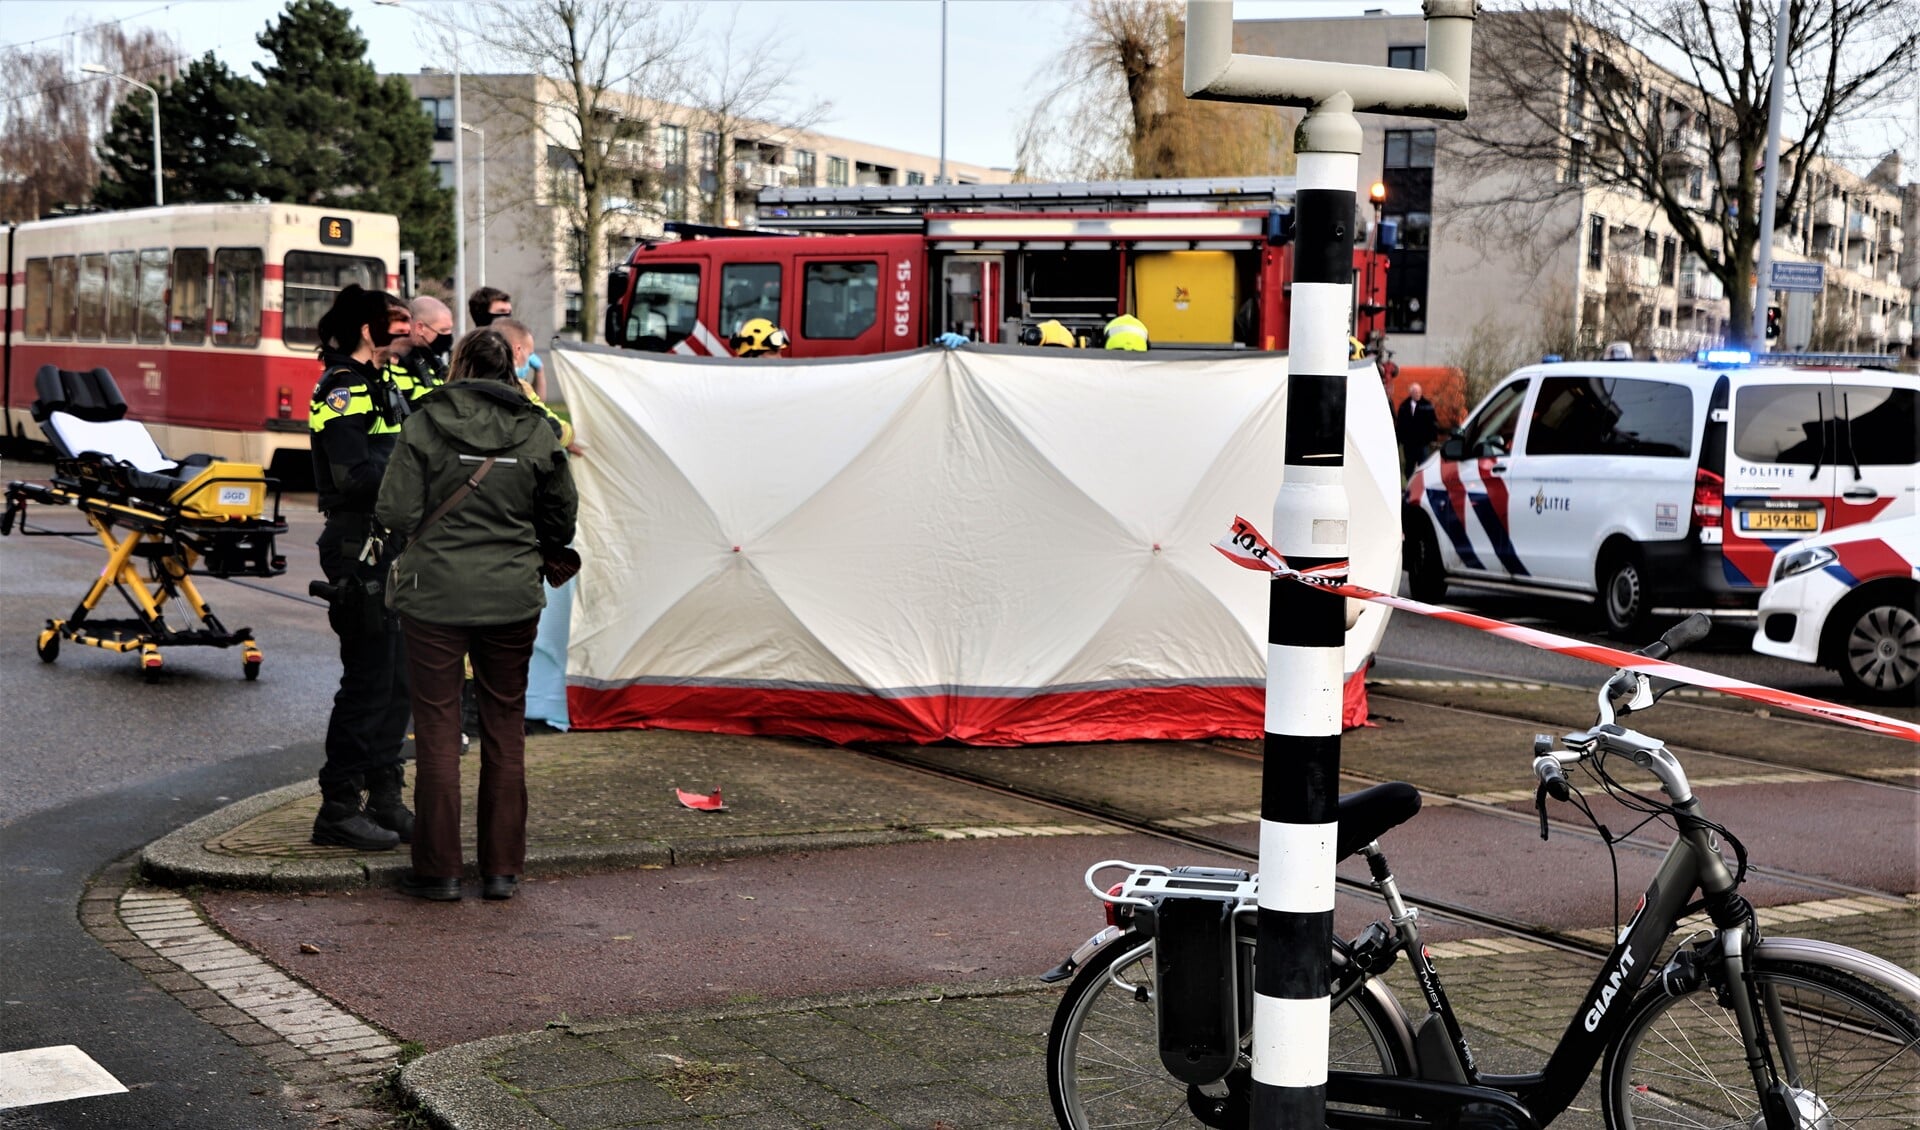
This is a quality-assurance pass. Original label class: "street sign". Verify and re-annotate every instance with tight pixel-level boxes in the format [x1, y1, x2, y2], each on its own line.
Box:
[1769, 260, 1824, 292]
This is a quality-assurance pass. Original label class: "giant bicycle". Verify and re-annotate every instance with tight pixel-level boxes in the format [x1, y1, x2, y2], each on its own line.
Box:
[1044, 615, 1920, 1129]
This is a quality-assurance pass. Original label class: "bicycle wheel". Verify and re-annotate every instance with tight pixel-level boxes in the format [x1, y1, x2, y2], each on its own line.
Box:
[1602, 957, 1920, 1130]
[1046, 931, 1411, 1129]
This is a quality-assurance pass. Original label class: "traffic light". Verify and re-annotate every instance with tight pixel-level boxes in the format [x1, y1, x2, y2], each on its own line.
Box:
[1765, 305, 1781, 340]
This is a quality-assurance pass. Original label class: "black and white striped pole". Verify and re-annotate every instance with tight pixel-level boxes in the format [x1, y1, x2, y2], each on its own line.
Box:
[1183, 3, 1478, 1126]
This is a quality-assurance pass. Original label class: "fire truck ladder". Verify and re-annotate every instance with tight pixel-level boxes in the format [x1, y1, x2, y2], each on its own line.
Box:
[753, 176, 1303, 233]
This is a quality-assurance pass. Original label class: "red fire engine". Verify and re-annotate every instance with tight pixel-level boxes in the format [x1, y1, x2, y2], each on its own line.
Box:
[603, 177, 1390, 358]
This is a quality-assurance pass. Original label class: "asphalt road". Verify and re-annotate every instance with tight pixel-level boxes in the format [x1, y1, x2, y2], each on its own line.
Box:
[1, 459, 340, 1127]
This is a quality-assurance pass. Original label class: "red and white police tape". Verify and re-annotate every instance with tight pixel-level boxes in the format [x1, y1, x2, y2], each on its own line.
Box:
[1215, 516, 1920, 744]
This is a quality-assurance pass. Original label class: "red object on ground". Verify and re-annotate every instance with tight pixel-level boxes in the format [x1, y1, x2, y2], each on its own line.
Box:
[675, 788, 726, 811]
[1343, 665, 1376, 730]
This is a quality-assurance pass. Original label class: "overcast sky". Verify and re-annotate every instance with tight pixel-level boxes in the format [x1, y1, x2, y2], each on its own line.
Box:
[7, 0, 1430, 170]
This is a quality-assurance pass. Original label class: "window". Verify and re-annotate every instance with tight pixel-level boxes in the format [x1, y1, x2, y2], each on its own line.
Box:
[1733, 384, 1829, 464]
[432, 160, 454, 189]
[212, 248, 264, 347]
[801, 260, 878, 339]
[793, 149, 816, 187]
[1657, 308, 1673, 328]
[1387, 45, 1425, 69]
[1661, 236, 1677, 282]
[698, 130, 719, 169]
[136, 249, 167, 343]
[1396, 211, 1431, 251]
[22, 258, 49, 339]
[720, 262, 781, 336]
[419, 97, 454, 141]
[1587, 214, 1606, 270]
[281, 250, 384, 346]
[1566, 138, 1586, 183]
[1460, 381, 1528, 457]
[1527, 377, 1693, 458]
[1383, 129, 1435, 169]
[624, 264, 700, 349]
[906, 170, 925, 186]
[826, 156, 849, 186]
[76, 254, 106, 340]
[661, 123, 687, 168]
[168, 248, 208, 343]
[662, 182, 686, 222]
[106, 250, 136, 341]
[1641, 231, 1658, 260]
[563, 290, 584, 336]
[1837, 385, 1918, 465]
[49, 256, 77, 340]
[1687, 168, 1704, 200]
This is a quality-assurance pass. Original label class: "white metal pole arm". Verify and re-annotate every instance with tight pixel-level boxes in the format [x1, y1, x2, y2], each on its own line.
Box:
[1183, 0, 1477, 118]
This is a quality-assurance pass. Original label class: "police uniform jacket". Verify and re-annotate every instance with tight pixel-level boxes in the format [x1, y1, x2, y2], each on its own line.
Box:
[309, 351, 407, 516]
[389, 346, 448, 402]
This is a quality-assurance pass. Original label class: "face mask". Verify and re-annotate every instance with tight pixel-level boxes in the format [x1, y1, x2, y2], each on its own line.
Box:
[514, 361, 532, 382]
[428, 333, 453, 358]
[370, 320, 406, 348]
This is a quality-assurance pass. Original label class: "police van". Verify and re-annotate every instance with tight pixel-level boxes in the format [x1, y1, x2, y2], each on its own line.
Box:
[1401, 351, 1919, 635]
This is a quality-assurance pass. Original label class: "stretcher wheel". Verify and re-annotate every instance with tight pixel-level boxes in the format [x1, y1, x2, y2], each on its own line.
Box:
[36, 630, 58, 663]
[243, 655, 262, 681]
[141, 649, 163, 684]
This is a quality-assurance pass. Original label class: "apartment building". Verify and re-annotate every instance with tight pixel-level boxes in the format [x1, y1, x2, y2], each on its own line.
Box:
[405, 73, 1008, 346]
[1235, 12, 1911, 367]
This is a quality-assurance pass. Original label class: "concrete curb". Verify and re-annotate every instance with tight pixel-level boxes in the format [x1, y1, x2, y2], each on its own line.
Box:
[397, 978, 1048, 1130]
[139, 784, 938, 893]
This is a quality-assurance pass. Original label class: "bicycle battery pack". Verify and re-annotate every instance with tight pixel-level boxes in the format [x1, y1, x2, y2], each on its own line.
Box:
[1150, 868, 1248, 1086]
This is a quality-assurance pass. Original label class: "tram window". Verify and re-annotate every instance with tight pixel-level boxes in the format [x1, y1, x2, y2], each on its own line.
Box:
[720, 262, 781, 336]
[283, 250, 384, 346]
[212, 248, 264, 348]
[76, 254, 107, 340]
[22, 258, 49, 339]
[170, 248, 209, 344]
[801, 260, 878, 339]
[136, 249, 167, 343]
[49, 257, 77, 340]
[106, 251, 137, 341]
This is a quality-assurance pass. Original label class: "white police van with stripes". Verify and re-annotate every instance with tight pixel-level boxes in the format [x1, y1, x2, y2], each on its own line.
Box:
[1401, 351, 1919, 635]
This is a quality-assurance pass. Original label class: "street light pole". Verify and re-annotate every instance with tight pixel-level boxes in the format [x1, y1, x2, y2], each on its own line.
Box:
[463, 122, 486, 289]
[82, 64, 162, 206]
[1750, 0, 1792, 347]
[376, 0, 467, 331]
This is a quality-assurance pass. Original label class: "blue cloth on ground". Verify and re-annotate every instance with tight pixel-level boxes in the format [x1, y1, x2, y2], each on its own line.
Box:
[525, 577, 572, 730]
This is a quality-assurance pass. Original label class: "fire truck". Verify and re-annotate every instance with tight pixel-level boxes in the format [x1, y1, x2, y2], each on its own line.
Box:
[602, 177, 1391, 358]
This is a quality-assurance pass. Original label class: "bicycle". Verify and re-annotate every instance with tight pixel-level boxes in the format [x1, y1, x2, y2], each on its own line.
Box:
[1043, 614, 1920, 1129]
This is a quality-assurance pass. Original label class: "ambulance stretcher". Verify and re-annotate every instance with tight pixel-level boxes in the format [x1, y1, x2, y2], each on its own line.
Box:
[2, 365, 287, 682]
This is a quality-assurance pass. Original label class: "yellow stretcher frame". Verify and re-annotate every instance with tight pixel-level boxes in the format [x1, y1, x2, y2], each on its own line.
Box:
[3, 458, 288, 683]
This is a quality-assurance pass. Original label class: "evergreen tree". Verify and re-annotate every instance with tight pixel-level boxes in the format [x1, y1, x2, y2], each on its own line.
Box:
[94, 53, 261, 209]
[249, 0, 452, 277]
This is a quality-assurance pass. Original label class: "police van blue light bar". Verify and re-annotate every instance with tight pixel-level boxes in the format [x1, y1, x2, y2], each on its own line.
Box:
[1697, 349, 1752, 366]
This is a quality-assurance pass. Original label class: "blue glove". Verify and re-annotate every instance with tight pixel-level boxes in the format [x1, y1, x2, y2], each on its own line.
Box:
[936, 332, 969, 350]
[528, 352, 543, 372]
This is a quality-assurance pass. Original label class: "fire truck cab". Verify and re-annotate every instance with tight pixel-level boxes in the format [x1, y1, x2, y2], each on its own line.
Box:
[603, 177, 1390, 358]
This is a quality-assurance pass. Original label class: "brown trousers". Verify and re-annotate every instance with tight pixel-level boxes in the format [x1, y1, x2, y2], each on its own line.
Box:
[400, 615, 540, 879]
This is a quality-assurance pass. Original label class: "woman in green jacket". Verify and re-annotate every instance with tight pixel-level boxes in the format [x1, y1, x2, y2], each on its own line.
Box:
[375, 329, 578, 902]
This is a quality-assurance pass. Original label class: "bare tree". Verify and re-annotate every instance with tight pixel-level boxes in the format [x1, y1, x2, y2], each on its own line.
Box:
[674, 5, 828, 224]
[1014, 0, 1291, 182]
[0, 24, 178, 221]
[1451, 2, 1920, 347]
[449, 0, 689, 342]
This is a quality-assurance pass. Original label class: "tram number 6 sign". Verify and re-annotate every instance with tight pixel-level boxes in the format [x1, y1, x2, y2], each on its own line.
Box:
[320, 216, 354, 247]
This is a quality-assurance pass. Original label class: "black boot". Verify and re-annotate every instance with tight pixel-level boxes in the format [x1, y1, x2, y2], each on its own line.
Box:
[364, 763, 414, 844]
[311, 778, 401, 851]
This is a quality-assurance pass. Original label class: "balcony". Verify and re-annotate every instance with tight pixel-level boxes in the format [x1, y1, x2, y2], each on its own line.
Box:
[1881, 220, 1904, 250]
[1846, 212, 1873, 242]
[1888, 269, 1903, 289]
[1680, 267, 1724, 301]
[1864, 311, 1888, 337]
[1811, 197, 1845, 229]
[731, 160, 796, 189]
[1660, 126, 1707, 169]
[1893, 319, 1914, 345]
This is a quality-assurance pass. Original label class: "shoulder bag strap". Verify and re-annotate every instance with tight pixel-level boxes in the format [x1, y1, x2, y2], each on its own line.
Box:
[412, 455, 496, 541]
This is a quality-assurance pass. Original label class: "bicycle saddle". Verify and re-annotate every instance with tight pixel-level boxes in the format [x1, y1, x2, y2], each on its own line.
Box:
[1335, 782, 1421, 860]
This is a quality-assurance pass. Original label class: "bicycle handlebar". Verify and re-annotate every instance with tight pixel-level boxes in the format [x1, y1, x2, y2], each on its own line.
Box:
[1640, 612, 1712, 662]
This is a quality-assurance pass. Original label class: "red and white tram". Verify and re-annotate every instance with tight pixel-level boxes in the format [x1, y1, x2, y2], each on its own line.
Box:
[3, 203, 400, 480]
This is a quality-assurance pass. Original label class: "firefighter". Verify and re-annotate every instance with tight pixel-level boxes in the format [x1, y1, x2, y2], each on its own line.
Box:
[308, 285, 417, 852]
[730, 317, 790, 358]
[1103, 314, 1149, 351]
[1033, 319, 1076, 348]
[388, 296, 455, 402]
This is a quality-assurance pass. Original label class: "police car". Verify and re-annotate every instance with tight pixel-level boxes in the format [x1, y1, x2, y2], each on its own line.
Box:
[1401, 351, 1919, 635]
[1753, 519, 1919, 702]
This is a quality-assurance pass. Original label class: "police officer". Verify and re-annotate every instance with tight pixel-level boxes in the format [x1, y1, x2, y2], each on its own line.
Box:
[308, 285, 417, 851]
[388, 296, 456, 402]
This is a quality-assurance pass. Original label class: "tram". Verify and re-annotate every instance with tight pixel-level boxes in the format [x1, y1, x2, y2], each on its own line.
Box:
[3, 203, 401, 481]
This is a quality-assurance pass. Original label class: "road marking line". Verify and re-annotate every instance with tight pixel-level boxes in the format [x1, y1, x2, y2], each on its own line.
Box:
[0, 1045, 127, 1110]
[1461, 768, 1834, 805]
[117, 890, 399, 1080]
[929, 823, 1121, 840]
